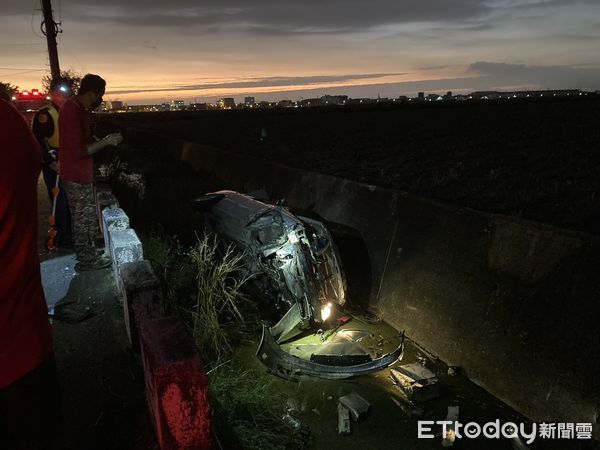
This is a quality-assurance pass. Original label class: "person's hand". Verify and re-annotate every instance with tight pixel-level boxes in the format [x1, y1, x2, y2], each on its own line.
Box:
[104, 132, 123, 146]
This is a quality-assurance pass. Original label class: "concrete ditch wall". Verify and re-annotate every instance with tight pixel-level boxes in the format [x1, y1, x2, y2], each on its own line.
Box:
[124, 129, 600, 432]
[96, 184, 211, 449]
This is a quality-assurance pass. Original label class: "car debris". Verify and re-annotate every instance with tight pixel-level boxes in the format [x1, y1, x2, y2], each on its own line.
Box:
[320, 315, 352, 342]
[447, 366, 459, 376]
[339, 392, 370, 421]
[311, 329, 376, 366]
[388, 395, 424, 417]
[193, 190, 346, 342]
[441, 405, 460, 447]
[338, 403, 352, 434]
[257, 324, 404, 380]
[390, 363, 440, 402]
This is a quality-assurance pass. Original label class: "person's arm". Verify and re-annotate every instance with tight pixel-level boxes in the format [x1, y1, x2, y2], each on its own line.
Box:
[32, 110, 57, 169]
[86, 132, 123, 155]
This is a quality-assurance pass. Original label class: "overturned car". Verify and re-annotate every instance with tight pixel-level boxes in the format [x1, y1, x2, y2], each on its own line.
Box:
[193, 190, 403, 379]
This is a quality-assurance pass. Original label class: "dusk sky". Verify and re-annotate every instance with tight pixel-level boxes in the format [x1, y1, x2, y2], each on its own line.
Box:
[2, 0, 600, 104]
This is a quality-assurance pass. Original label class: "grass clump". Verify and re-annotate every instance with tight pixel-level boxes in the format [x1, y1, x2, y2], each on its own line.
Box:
[145, 232, 308, 450]
[210, 366, 304, 450]
[188, 234, 250, 365]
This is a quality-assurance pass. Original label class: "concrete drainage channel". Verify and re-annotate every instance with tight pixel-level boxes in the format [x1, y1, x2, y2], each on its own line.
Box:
[97, 167, 532, 450]
[96, 185, 211, 449]
[95, 130, 600, 448]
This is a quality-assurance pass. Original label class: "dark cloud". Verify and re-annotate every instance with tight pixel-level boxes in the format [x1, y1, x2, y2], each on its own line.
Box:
[61, 0, 492, 33]
[140, 41, 158, 50]
[469, 61, 600, 89]
[106, 73, 403, 95]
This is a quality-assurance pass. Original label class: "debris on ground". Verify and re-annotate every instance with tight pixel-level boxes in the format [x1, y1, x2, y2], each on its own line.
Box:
[282, 412, 301, 429]
[339, 392, 370, 420]
[388, 395, 424, 417]
[311, 329, 377, 365]
[447, 366, 459, 376]
[320, 315, 352, 342]
[441, 405, 460, 447]
[337, 403, 352, 435]
[54, 303, 95, 324]
[390, 363, 440, 402]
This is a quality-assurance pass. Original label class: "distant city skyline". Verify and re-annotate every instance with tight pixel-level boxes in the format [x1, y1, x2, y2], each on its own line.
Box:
[2, 0, 600, 105]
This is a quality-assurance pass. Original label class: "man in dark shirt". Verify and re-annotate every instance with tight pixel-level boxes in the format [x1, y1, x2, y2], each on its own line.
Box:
[32, 78, 73, 248]
[59, 74, 122, 271]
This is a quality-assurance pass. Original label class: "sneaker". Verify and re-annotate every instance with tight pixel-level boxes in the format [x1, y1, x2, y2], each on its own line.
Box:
[75, 256, 112, 272]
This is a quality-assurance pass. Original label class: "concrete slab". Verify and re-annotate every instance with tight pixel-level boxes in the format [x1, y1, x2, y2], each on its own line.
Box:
[109, 228, 144, 293]
[102, 207, 130, 255]
[41, 253, 77, 315]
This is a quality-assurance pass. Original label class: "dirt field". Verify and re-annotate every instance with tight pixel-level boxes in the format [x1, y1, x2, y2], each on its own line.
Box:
[101, 97, 600, 236]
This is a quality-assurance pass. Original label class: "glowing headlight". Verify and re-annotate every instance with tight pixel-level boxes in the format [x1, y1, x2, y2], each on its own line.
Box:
[321, 303, 332, 321]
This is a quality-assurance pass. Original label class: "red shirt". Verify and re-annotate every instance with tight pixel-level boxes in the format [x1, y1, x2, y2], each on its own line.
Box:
[59, 96, 93, 184]
[0, 99, 53, 389]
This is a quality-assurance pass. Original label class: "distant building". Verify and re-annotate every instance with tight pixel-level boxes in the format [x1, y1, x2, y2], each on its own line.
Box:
[107, 100, 124, 111]
[277, 99, 293, 108]
[188, 102, 208, 110]
[128, 104, 162, 112]
[346, 98, 375, 105]
[417, 92, 425, 101]
[298, 98, 321, 107]
[426, 94, 443, 101]
[217, 97, 235, 109]
[244, 96, 255, 107]
[321, 95, 348, 105]
[471, 91, 500, 100]
[171, 100, 185, 111]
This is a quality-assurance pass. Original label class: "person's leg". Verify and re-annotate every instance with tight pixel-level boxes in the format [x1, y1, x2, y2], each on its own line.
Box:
[63, 181, 110, 270]
[63, 181, 97, 264]
[55, 179, 73, 247]
[0, 357, 64, 450]
[41, 165, 56, 204]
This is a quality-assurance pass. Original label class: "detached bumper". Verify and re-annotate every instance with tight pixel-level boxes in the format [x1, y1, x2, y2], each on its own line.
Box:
[256, 324, 405, 380]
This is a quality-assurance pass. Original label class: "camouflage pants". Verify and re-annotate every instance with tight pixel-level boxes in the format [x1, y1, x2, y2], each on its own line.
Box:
[62, 181, 103, 263]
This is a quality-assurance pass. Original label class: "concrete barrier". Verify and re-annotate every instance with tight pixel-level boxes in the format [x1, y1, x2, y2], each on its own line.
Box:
[97, 181, 213, 448]
[120, 260, 165, 352]
[123, 129, 600, 430]
[101, 207, 130, 256]
[140, 316, 211, 450]
[109, 228, 144, 294]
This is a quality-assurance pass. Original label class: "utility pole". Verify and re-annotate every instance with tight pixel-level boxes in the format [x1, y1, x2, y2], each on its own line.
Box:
[40, 0, 61, 81]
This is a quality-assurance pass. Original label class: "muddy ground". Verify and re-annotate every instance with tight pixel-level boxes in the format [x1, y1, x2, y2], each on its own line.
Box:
[100, 97, 600, 237]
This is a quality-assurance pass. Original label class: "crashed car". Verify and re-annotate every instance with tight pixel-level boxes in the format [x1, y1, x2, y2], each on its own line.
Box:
[193, 190, 346, 339]
[193, 190, 403, 379]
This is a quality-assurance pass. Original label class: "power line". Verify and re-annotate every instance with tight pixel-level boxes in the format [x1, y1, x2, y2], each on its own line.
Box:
[30, 0, 44, 39]
[0, 43, 45, 47]
[0, 67, 45, 71]
[0, 69, 46, 77]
